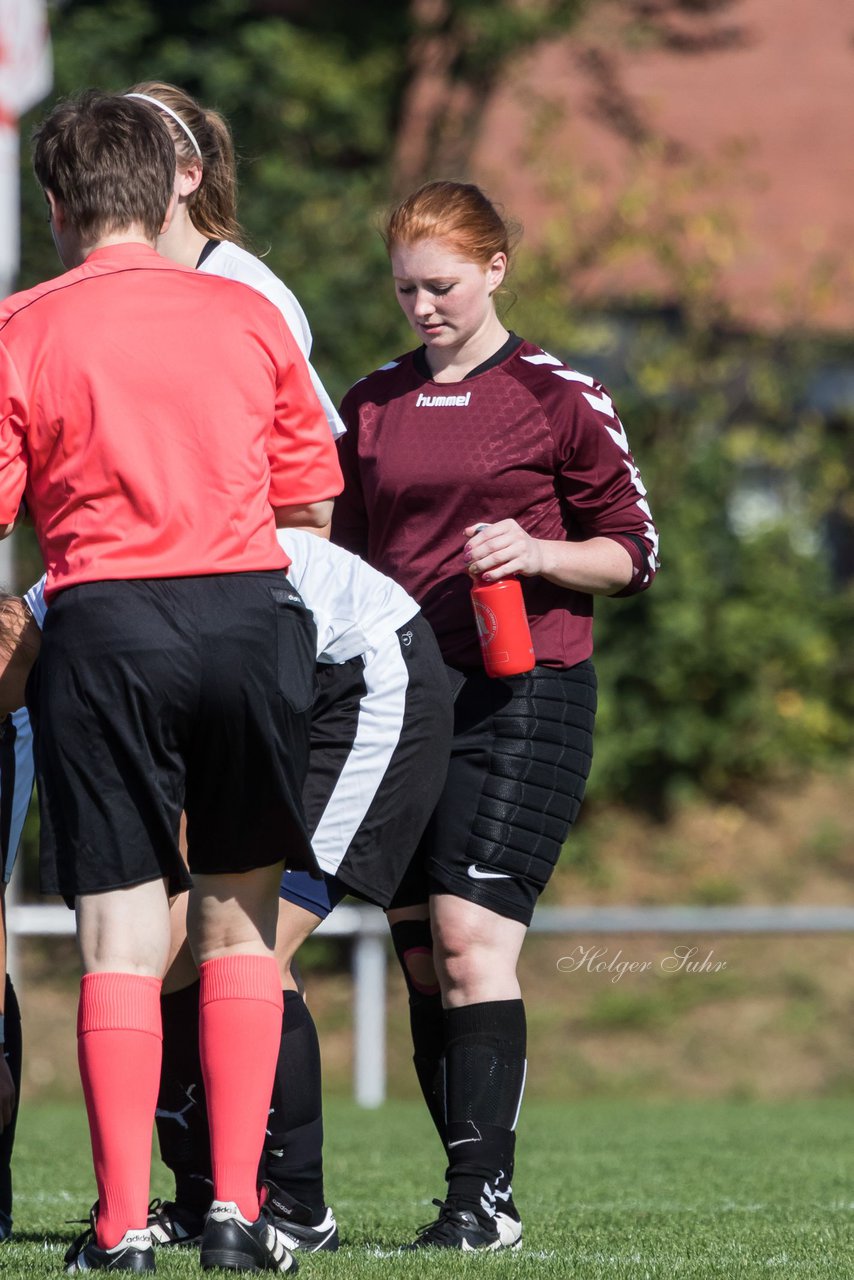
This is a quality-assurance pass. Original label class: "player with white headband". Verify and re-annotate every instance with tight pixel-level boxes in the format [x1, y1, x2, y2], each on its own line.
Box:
[125, 93, 204, 158]
[125, 81, 345, 445]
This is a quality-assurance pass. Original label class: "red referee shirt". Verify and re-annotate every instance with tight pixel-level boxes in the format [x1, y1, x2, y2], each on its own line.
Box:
[0, 242, 342, 599]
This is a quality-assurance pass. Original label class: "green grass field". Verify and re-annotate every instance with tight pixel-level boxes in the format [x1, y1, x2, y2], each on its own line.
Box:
[1, 1098, 851, 1278]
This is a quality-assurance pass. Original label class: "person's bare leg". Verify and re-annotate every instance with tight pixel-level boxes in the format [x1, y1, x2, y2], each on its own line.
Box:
[274, 898, 320, 991]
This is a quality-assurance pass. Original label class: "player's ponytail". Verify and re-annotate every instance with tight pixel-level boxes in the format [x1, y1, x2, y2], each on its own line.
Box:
[126, 81, 247, 248]
[189, 106, 245, 246]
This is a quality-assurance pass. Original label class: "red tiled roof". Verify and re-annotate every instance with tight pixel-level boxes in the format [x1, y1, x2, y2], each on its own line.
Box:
[470, 0, 854, 331]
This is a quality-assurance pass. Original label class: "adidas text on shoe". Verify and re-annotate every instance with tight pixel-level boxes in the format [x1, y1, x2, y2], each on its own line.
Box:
[65, 1226, 155, 1273]
[200, 1201, 297, 1273]
[263, 1182, 339, 1253]
[147, 1199, 205, 1247]
[404, 1199, 501, 1251]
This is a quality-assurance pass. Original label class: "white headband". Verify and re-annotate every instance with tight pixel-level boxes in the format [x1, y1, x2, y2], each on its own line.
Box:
[125, 93, 203, 161]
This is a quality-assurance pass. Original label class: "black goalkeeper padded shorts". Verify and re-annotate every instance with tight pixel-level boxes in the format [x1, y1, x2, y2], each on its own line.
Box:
[398, 661, 596, 925]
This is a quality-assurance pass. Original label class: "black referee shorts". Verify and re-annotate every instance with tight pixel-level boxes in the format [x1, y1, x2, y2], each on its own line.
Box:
[28, 572, 318, 901]
[412, 660, 597, 926]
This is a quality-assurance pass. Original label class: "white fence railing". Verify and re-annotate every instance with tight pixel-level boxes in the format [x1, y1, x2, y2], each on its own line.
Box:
[8, 901, 854, 1108]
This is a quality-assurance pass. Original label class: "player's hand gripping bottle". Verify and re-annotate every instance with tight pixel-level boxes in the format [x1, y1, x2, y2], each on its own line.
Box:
[469, 526, 536, 678]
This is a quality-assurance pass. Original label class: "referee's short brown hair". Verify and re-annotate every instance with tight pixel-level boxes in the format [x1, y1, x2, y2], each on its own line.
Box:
[32, 89, 175, 243]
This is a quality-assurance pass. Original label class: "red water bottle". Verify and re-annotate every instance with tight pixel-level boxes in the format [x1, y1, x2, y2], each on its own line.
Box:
[471, 576, 536, 678]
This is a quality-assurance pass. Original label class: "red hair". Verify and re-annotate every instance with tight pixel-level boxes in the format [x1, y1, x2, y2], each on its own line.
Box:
[383, 181, 520, 266]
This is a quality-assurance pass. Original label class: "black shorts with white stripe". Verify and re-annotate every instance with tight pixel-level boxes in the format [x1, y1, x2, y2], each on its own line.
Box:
[301, 612, 453, 909]
[419, 660, 597, 926]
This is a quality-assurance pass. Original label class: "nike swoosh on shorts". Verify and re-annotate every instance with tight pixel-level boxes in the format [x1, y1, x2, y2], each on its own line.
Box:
[466, 865, 512, 881]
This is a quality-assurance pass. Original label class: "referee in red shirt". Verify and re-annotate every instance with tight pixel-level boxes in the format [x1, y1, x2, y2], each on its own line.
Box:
[0, 90, 342, 1274]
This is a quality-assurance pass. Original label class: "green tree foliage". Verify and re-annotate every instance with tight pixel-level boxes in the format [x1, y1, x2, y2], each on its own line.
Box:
[511, 208, 854, 810]
[19, 0, 404, 384]
[594, 351, 853, 812]
[19, 0, 587, 393]
[14, 0, 854, 821]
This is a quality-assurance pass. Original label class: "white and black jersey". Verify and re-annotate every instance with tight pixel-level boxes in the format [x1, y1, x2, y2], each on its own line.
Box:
[196, 240, 346, 441]
[276, 532, 452, 903]
[280, 529, 417, 663]
[1, 537, 451, 904]
[297, 609, 451, 905]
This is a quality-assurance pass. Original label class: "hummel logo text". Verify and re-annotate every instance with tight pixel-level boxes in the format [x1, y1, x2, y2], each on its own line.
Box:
[416, 391, 472, 407]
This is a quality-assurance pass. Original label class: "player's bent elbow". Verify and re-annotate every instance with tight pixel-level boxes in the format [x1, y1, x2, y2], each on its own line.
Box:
[603, 565, 637, 596]
[274, 499, 335, 531]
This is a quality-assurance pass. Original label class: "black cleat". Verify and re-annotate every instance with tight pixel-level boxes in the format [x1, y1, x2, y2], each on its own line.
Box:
[0, 1210, 11, 1244]
[146, 1199, 205, 1247]
[65, 1223, 155, 1273]
[404, 1199, 501, 1251]
[493, 1188, 523, 1248]
[263, 1182, 339, 1253]
[494, 1204, 523, 1249]
[200, 1200, 297, 1273]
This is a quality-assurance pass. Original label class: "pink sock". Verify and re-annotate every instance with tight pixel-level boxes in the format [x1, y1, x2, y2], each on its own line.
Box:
[199, 955, 283, 1221]
[77, 972, 162, 1250]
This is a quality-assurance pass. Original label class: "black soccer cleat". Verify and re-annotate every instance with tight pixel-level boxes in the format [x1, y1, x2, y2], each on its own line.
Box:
[404, 1198, 502, 1251]
[262, 1182, 339, 1253]
[494, 1205, 523, 1249]
[493, 1188, 523, 1248]
[200, 1200, 297, 1273]
[146, 1198, 205, 1247]
[0, 1209, 11, 1244]
[65, 1224, 155, 1273]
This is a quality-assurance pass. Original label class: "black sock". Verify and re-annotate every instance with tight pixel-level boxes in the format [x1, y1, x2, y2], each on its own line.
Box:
[390, 919, 447, 1148]
[0, 977, 22, 1224]
[264, 990, 326, 1220]
[443, 999, 526, 1222]
[156, 981, 213, 1215]
[494, 1164, 518, 1218]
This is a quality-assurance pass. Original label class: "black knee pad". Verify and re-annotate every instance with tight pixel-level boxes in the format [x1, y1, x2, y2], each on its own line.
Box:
[469, 668, 596, 887]
[390, 919, 440, 1002]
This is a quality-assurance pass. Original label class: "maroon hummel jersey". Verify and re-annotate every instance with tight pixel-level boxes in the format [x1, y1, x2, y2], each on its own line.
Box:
[334, 334, 659, 670]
